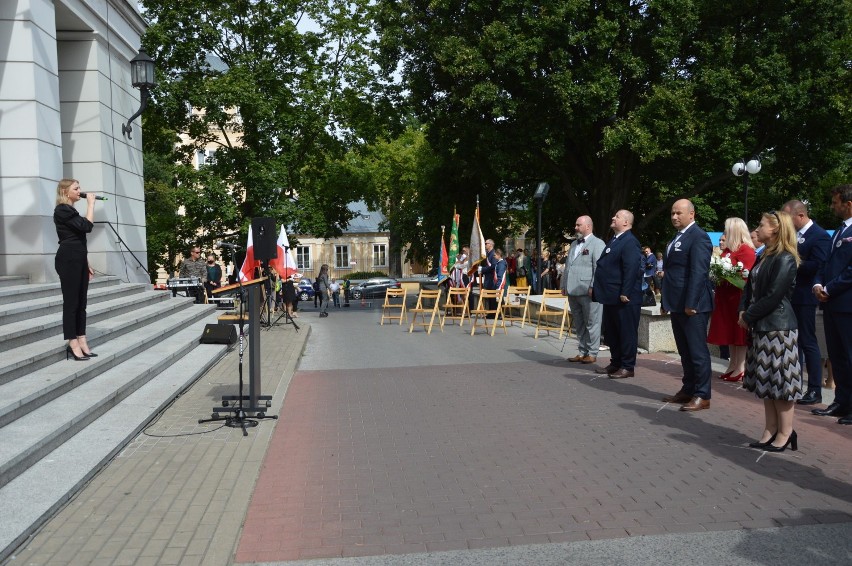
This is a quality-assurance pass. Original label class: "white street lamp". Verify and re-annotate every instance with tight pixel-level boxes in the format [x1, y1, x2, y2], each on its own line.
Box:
[732, 156, 761, 223]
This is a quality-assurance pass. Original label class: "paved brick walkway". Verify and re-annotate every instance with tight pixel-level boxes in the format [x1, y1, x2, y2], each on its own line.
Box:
[236, 354, 852, 562]
[9, 323, 307, 566]
[7, 303, 852, 566]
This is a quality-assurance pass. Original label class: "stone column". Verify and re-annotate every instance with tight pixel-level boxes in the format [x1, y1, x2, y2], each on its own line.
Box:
[0, 0, 63, 282]
[0, 0, 149, 283]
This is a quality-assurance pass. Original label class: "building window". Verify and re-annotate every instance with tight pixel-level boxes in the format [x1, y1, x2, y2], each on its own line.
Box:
[195, 149, 216, 169]
[296, 246, 311, 271]
[335, 245, 349, 269]
[373, 244, 387, 267]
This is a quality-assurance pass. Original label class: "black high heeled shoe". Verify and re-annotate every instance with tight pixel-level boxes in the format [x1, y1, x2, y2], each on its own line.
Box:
[82, 351, 98, 357]
[763, 430, 797, 452]
[748, 433, 777, 449]
[65, 345, 90, 361]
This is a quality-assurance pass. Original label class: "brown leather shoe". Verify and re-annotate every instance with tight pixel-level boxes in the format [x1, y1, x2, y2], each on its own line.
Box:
[567, 355, 584, 362]
[662, 391, 692, 404]
[580, 355, 597, 364]
[609, 369, 634, 379]
[595, 365, 619, 375]
[680, 397, 710, 412]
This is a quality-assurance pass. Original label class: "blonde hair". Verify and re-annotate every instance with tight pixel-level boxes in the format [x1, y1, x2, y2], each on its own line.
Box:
[723, 217, 754, 252]
[762, 211, 800, 265]
[55, 178, 78, 206]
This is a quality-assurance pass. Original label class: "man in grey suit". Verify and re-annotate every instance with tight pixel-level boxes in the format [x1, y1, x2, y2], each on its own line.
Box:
[562, 215, 605, 363]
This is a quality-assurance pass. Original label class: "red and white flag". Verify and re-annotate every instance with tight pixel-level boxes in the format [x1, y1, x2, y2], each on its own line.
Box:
[270, 226, 301, 279]
[238, 229, 258, 282]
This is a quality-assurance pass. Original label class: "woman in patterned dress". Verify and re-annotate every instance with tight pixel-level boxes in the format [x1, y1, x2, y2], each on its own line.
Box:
[738, 211, 802, 452]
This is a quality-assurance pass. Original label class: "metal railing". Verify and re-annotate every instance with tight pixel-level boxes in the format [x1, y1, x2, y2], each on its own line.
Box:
[94, 221, 150, 278]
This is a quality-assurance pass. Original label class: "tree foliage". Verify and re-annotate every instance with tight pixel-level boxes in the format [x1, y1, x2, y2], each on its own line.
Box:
[140, 0, 397, 254]
[342, 124, 435, 275]
[376, 0, 852, 247]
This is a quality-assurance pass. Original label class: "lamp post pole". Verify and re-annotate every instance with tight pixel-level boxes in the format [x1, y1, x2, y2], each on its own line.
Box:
[732, 157, 762, 225]
[533, 182, 549, 294]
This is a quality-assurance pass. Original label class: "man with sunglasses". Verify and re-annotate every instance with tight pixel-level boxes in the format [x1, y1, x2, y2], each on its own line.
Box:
[178, 246, 207, 303]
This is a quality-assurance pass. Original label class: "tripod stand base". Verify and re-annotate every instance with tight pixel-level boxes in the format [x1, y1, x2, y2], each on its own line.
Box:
[224, 417, 259, 429]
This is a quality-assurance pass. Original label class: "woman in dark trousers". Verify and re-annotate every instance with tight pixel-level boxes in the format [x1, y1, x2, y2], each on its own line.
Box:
[54, 179, 96, 360]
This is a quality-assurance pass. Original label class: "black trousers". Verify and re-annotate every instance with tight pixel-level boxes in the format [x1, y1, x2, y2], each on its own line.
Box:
[670, 311, 712, 399]
[793, 303, 822, 390]
[55, 244, 89, 340]
[824, 310, 852, 409]
[602, 302, 640, 370]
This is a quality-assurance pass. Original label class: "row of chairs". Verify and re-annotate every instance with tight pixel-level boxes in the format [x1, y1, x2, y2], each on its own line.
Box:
[380, 286, 572, 338]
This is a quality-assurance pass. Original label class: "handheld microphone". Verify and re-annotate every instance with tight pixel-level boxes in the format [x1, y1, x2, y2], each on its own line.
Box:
[216, 241, 241, 249]
[79, 192, 108, 201]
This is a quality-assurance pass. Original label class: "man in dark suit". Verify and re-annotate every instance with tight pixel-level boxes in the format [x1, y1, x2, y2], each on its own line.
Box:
[781, 199, 831, 405]
[660, 199, 715, 411]
[812, 184, 852, 424]
[592, 210, 643, 379]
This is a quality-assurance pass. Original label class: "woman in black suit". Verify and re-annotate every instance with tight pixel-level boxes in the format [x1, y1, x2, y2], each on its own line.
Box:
[54, 179, 96, 360]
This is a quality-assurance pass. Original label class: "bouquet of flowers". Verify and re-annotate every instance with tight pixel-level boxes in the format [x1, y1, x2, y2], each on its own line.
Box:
[709, 255, 747, 289]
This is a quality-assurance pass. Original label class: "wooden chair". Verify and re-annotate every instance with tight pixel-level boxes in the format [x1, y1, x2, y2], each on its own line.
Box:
[380, 288, 407, 325]
[441, 287, 470, 329]
[534, 289, 569, 339]
[408, 289, 443, 334]
[502, 285, 531, 327]
[469, 289, 506, 336]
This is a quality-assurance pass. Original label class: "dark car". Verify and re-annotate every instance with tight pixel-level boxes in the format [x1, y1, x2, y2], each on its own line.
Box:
[297, 280, 315, 301]
[350, 277, 401, 300]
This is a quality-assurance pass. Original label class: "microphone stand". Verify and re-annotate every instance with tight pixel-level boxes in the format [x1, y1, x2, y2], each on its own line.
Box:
[199, 261, 276, 435]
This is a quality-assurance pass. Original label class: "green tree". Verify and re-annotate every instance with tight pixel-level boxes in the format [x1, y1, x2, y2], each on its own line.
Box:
[344, 124, 437, 275]
[377, 0, 852, 246]
[140, 0, 397, 244]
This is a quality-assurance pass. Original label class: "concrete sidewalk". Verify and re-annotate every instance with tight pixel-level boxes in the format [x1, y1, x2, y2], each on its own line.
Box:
[7, 304, 852, 565]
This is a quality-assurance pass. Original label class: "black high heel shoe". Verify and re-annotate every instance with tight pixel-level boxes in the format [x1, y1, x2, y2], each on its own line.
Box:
[65, 345, 90, 361]
[82, 351, 98, 357]
[763, 431, 797, 452]
[749, 433, 777, 449]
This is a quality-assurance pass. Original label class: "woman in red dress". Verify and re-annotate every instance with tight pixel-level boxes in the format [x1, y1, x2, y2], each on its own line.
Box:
[707, 217, 756, 381]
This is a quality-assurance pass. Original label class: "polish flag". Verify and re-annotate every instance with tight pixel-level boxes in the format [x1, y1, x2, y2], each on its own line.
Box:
[238, 229, 258, 282]
[269, 226, 301, 279]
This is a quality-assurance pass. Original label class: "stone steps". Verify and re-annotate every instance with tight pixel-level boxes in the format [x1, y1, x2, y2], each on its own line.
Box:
[0, 278, 232, 561]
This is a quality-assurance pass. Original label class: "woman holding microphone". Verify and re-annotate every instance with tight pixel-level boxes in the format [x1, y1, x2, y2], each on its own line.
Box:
[54, 179, 96, 360]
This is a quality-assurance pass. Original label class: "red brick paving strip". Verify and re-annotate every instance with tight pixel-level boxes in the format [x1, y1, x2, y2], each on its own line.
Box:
[236, 356, 852, 562]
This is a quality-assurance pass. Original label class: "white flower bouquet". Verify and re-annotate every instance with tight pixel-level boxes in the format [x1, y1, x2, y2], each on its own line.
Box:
[709, 255, 747, 290]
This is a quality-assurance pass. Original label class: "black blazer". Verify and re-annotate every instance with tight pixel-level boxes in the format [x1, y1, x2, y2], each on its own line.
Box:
[791, 222, 831, 305]
[740, 252, 798, 332]
[592, 230, 643, 305]
[815, 221, 852, 313]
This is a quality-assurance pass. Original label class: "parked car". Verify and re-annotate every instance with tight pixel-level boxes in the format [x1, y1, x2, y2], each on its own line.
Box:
[297, 279, 315, 301]
[350, 277, 401, 300]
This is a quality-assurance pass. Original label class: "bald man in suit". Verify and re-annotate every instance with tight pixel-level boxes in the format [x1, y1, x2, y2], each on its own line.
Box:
[592, 210, 643, 379]
[661, 199, 715, 412]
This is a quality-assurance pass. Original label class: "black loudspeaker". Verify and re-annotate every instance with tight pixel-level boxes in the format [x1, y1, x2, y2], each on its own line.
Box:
[200, 323, 237, 345]
[251, 217, 278, 261]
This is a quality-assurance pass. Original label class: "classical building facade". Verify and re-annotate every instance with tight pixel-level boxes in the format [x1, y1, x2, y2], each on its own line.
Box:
[0, 0, 149, 283]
